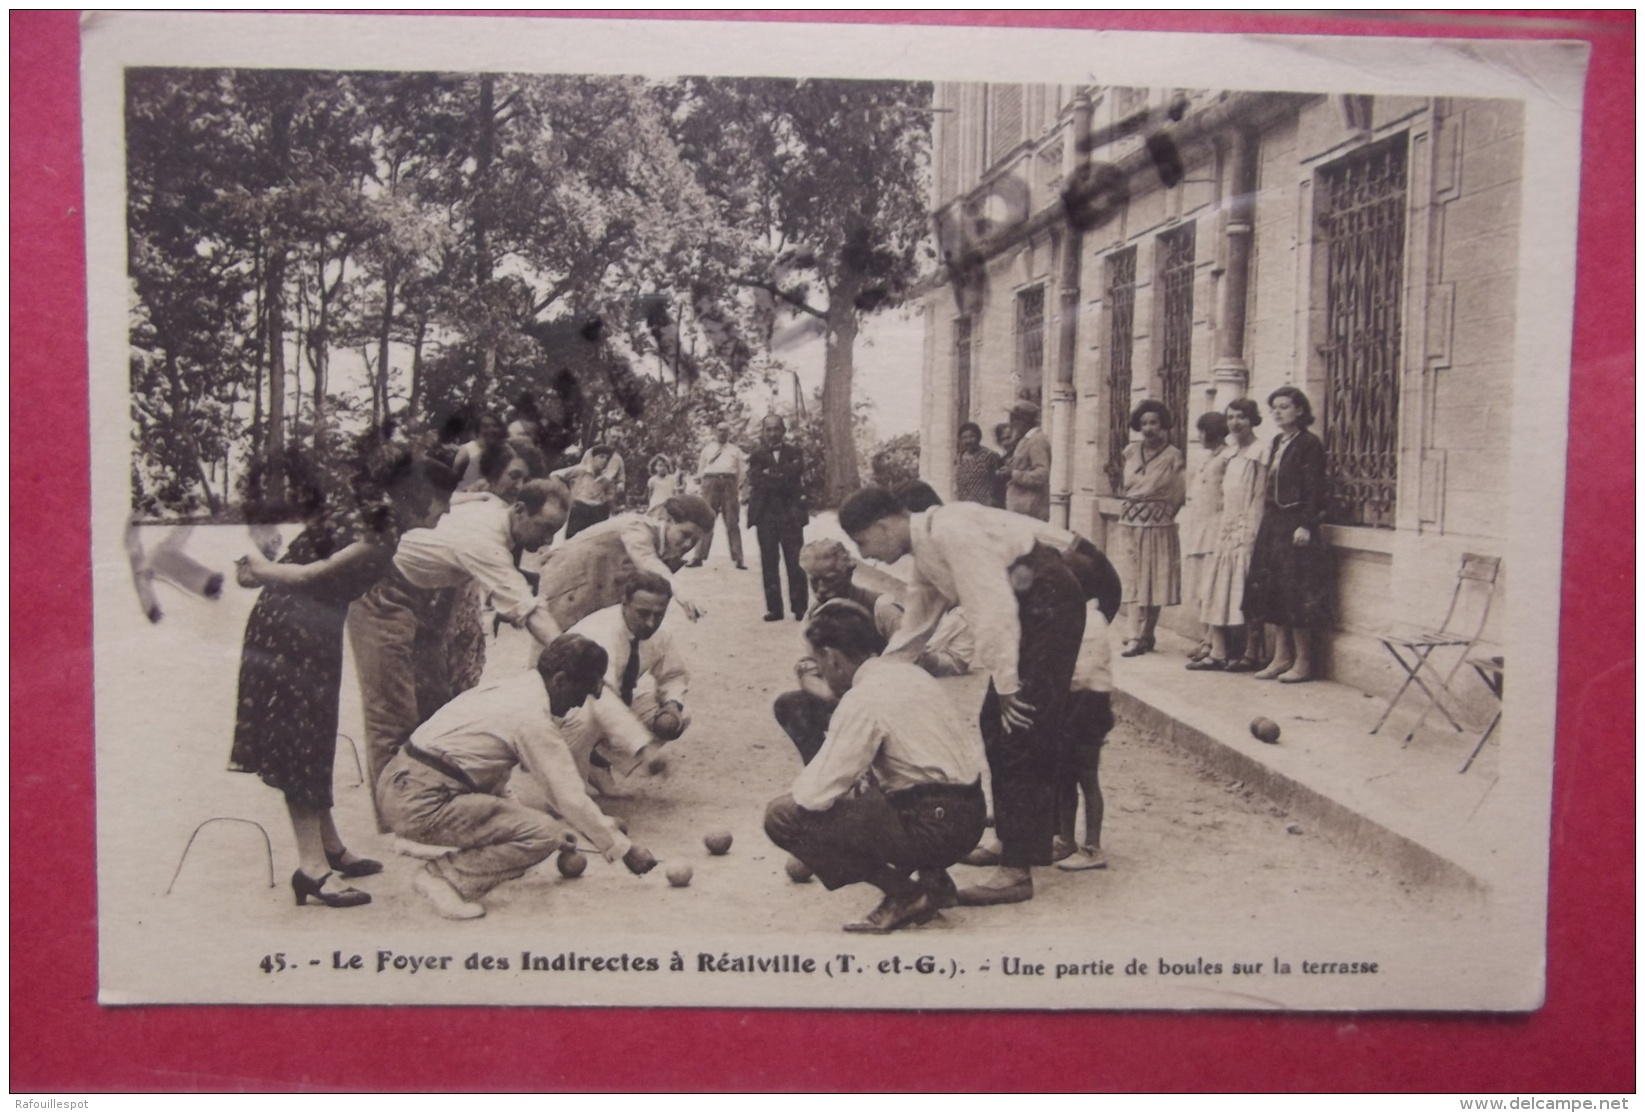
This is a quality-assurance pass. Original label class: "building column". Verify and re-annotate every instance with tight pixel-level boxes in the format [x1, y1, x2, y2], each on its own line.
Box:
[1211, 126, 1259, 412]
[1050, 92, 1093, 529]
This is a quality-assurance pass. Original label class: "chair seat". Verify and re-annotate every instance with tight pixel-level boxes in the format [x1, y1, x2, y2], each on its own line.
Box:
[1380, 629, 1474, 649]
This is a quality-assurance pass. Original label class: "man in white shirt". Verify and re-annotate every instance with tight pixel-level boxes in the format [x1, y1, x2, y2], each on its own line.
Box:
[689, 421, 746, 568]
[763, 603, 987, 935]
[378, 633, 658, 920]
[559, 571, 691, 792]
[350, 477, 571, 829]
[838, 487, 1093, 908]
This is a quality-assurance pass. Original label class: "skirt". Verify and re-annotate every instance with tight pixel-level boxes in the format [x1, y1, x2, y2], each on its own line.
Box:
[1241, 506, 1333, 628]
[1117, 523, 1181, 607]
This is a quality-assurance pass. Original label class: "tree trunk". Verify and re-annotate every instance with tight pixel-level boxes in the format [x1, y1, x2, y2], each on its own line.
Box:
[819, 294, 861, 505]
[408, 317, 426, 426]
[376, 266, 398, 429]
[263, 248, 287, 502]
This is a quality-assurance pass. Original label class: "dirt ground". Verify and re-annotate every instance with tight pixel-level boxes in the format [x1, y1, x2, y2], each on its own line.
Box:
[116, 523, 1486, 944]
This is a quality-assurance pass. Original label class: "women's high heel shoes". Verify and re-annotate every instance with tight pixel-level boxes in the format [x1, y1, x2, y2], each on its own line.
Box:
[292, 869, 372, 908]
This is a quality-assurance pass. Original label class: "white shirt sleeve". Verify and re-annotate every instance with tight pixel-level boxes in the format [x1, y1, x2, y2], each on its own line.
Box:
[647, 630, 690, 708]
[515, 724, 633, 862]
[933, 511, 1025, 695]
[452, 541, 542, 624]
[790, 687, 881, 811]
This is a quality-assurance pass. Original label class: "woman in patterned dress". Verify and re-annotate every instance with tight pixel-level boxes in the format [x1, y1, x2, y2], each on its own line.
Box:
[953, 422, 1004, 507]
[1116, 400, 1185, 657]
[229, 448, 452, 908]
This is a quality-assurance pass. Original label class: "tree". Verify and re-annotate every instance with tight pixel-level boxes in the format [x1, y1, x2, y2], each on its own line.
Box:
[672, 77, 935, 504]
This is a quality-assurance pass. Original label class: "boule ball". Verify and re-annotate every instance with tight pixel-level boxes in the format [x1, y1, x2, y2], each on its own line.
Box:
[785, 856, 814, 884]
[704, 831, 733, 856]
[666, 864, 693, 888]
[556, 846, 588, 878]
[1250, 716, 1281, 745]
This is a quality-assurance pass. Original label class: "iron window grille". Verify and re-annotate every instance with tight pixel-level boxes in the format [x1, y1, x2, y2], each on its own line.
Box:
[1158, 222, 1196, 454]
[1104, 248, 1137, 494]
[1016, 285, 1046, 407]
[1316, 135, 1407, 528]
[953, 316, 973, 430]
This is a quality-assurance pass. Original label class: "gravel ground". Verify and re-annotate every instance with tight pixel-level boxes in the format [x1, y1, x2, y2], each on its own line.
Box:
[120, 525, 1485, 945]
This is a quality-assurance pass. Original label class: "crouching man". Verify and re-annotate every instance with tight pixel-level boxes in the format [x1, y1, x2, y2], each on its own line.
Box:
[763, 602, 987, 934]
[378, 633, 657, 920]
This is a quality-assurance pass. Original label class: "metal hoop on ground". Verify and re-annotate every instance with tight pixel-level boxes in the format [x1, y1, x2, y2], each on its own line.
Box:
[166, 817, 275, 895]
[337, 732, 364, 787]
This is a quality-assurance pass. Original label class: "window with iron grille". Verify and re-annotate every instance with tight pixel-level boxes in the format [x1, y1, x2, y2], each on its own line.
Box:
[1015, 286, 1045, 408]
[953, 316, 973, 430]
[1157, 222, 1196, 454]
[989, 84, 1024, 167]
[1104, 248, 1137, 494]
[1317, 136, 1407, 528]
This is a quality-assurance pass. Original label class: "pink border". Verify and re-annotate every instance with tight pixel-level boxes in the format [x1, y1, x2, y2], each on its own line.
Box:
[11, 9, 1634, 1092]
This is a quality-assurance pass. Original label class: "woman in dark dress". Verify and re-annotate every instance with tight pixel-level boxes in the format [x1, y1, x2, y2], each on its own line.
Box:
[1241, 386, 1332, 683]
[229, 449, 454, 908]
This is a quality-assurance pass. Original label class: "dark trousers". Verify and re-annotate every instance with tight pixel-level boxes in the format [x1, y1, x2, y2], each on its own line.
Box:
[981, 544, 1087, 868]
[694, 474, 743, 563]
[1064, 536, 1124, 624]
[757, 519, 808, 618]
[765, 780, 986, 892]
[564, 500, 611, 540]
[773, 689, 836, 765]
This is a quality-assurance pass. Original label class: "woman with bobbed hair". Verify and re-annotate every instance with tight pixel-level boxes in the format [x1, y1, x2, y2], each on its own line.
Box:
[1180, 410, 1230, 663]
[1241, 386, 1332, 682]
[1195, 397, 1270, 671]
[1116, 399, 1185, 657]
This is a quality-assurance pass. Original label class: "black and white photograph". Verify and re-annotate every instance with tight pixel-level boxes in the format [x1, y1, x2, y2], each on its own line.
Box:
[82, 12, 1586, 1010]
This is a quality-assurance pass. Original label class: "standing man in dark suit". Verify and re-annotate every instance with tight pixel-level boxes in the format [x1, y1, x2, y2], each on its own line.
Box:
[747, 414, 809, 622]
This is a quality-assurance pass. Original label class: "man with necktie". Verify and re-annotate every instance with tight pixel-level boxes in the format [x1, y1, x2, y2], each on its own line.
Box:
[558, 571, 691, 796]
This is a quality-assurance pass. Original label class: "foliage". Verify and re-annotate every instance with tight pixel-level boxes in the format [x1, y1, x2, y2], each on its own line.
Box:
[869, 431, 922, 489]
[123, 68, 933, 516]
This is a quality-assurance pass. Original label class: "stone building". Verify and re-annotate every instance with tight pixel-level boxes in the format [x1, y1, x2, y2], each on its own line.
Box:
[918, 85, 1521, 697]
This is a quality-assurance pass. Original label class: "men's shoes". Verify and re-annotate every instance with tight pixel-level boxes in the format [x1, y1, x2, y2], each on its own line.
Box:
[735, 562, 747, 570]
[687, 559, 705, 568]
[921, 868, 960, 910]
[960, 843, 1002, 867]
[414, 865, 485, 920]
[843, 889, 938, 934]
[956, 877, 1034, 906]
[763, 612, 783, 622]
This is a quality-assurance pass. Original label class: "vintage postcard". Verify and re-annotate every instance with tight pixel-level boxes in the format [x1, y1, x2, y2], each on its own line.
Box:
[83, 12, 1587, 1009]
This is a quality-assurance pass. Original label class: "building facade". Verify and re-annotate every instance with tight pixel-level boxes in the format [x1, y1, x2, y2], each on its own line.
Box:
[919, 85, 1522, 698]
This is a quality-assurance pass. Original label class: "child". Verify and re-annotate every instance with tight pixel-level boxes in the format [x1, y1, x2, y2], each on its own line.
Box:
[645, 453, 683, 509]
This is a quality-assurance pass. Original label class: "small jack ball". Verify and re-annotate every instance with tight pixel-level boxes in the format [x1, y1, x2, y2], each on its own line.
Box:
[666, 864, 693, 888]
[1250, 717, 1281, 744]
[785, 856, 814, 884]
[704, 831, 733, 855]
[557, 847, 588, 878]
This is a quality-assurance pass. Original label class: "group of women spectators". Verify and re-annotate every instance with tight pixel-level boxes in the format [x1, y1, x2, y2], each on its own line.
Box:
[957, 386, 1334, 684]
[1117, 386, 1333, 683]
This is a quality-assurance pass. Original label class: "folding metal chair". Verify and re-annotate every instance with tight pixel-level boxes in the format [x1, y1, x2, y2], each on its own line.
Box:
[1370, 553, 1501, 743]
[1459, 655, 1504, 774]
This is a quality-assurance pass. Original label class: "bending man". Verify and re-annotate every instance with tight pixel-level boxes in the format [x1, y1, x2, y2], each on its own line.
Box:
[378, 633, 658, 921]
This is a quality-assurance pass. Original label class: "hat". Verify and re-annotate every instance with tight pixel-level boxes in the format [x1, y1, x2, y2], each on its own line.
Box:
[1010, 400, 1041, 423]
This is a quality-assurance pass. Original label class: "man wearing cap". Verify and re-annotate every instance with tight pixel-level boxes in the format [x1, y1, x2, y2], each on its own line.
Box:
[690, 421, 746, 569]
[1005, 400, 1052, 522]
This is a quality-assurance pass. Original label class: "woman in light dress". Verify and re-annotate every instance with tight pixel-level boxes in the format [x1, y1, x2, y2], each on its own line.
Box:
[1194, 397, 1269, 671]
[1179, 411, 1230, 663]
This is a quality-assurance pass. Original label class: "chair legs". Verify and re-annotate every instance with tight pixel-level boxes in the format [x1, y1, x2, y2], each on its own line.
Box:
[1371, 640, 1471, 741]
